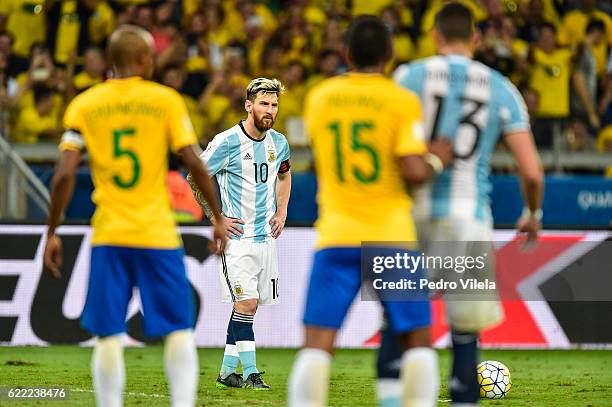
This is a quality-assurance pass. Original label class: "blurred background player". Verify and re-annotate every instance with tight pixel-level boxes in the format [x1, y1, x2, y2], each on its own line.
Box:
[42, 25, 228, 407]
[389, 3, 544, 406]
[288, 15, 454, 407]
[189, 77, 291, 390]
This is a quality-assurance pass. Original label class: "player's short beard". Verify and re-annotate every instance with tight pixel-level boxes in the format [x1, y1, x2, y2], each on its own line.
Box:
[253, 111, 275, 132]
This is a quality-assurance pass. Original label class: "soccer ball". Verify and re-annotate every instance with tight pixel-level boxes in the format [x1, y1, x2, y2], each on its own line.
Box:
[477, 360, 512, 399]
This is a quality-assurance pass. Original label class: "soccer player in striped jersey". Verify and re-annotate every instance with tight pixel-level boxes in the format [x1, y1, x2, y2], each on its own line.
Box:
[388, 3, 544, 406]
[190, 78, 291, 390]
[43, 25, 228, 407]
[288, 15, 454, 407]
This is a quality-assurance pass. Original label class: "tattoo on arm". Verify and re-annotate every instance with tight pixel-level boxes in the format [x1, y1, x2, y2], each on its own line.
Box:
[187, 172, 214, 220]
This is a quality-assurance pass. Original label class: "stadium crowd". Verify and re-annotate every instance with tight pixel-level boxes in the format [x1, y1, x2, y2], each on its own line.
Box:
[0, 0, 611, 173]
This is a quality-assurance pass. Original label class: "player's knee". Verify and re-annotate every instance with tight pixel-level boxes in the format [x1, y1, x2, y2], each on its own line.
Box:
[398, 327, 431, 349]
[165, 329, 194, 347]
[94, 335, 123, 373]
[303, 326, 336, 354]
[234, 299, 258, 315]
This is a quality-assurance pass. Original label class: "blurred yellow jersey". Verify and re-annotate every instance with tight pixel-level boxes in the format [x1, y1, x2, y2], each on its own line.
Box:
[304, 73, 427, 248]
[59, 77, 197, 248]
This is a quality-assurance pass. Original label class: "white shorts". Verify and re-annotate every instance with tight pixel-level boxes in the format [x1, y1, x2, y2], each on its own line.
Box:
[219, 239, 279, 305]
[416, 217, 504, 332]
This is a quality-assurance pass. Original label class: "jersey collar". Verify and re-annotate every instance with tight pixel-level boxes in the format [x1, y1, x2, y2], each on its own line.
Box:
[344, 72, 385, 79]
[107, 76, 143, 83]
[239, 121, 267, 142]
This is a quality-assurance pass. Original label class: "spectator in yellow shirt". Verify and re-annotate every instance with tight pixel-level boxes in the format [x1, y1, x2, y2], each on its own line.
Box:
[319, 19, 345, 54]
[560, 0, 612, 47]
[72, 47, 106, 94]
[218, 82, 247, 132]
[517, 0, 558, 43]
[305, 49, 343, 91]
[0, 0, 46, 60]
[380, 5, 415, 65]
[275, 60, 306, 136]
[529, 22, 573, 148]
[160, 65, 206, 143]
[560, 0, 611, 77]
[12, 85, 61, 143]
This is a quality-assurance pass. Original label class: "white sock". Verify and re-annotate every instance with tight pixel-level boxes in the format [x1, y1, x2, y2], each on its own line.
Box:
[164, 329, 199, 407]
[92, 335, 124, 407]
[377, 378, 402, 407]
[400, 347, 439, 407]
[288, 348, 332, 407]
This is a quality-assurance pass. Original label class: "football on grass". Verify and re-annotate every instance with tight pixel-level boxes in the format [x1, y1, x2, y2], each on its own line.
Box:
[477, 360, 512, 399]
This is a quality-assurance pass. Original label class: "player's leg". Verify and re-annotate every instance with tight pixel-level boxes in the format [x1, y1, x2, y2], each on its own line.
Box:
[81, 246, 133, 407]
[92, 335, 125, 407]
[233, 298, 265, 389]
[236, 238, 281, 389]
[134, 247, 198, 407]
[447, 226, 503, 406]
[164, 328, 199, 407]
[382, 300, 438, 407]
[288, 248, 362, 407]
[376, 315, 402, 407]
[220, 240, 268, 388]
[216, 308, 242, 388]
[289, 326, 336, 407]
[216, 249, 243, 388]
[448, 328, 479, 406]
[447, 304, 504, 407]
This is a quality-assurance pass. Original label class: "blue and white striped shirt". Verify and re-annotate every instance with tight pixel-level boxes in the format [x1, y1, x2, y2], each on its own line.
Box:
[394, 55, 530, 222]
[201, 122, 290, 242]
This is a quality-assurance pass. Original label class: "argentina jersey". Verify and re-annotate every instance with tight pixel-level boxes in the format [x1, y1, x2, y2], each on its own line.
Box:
[394, 55, 529, 222]
[201, 122, 291, 242]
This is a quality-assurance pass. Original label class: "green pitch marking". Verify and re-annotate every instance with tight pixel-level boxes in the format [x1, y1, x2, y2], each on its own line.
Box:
[0, 347, 610, 406]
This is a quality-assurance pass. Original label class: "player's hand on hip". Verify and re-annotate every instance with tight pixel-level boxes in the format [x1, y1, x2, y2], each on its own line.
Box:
[269, 210, 287, 239]
[429, 137, 454, 167]
[211, 220, 229, 254]
[43, 234, 63, 279]
[225, 216, 245, 239]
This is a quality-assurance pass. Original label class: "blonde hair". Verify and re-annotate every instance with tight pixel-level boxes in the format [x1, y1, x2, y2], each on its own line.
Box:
[246, 77, 285, 101]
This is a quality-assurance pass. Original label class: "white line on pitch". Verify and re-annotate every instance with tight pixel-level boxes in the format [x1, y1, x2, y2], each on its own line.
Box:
[72, 388, 168, 399]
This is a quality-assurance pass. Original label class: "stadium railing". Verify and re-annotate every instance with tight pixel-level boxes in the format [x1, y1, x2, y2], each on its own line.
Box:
[0, 136, 50, 219]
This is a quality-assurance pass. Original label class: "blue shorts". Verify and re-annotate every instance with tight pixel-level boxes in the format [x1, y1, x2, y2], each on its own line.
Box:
[303, 247, 431, 334]
[81, 246, 194, 338]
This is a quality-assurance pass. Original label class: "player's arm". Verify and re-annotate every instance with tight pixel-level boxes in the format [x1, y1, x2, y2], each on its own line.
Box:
[44, 148, 81, 278]
[393, 91, 453, 184]
[187, 171, 216, 221]
[44, 97, 85, 279]
[185, 135, 245, 238]
[180, 145, 230, 251]
[399, 139, 454, 184]
[270, 167, 291, 239]
[178, 146, 223, 222]
[166, 91, 228, 252]
[187, 172, 244, 239]
[501, 80, 544, 242]
[504, 131, 544, 242]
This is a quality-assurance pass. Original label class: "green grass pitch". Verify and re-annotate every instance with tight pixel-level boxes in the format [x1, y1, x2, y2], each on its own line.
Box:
[0, 346, 611, 406]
